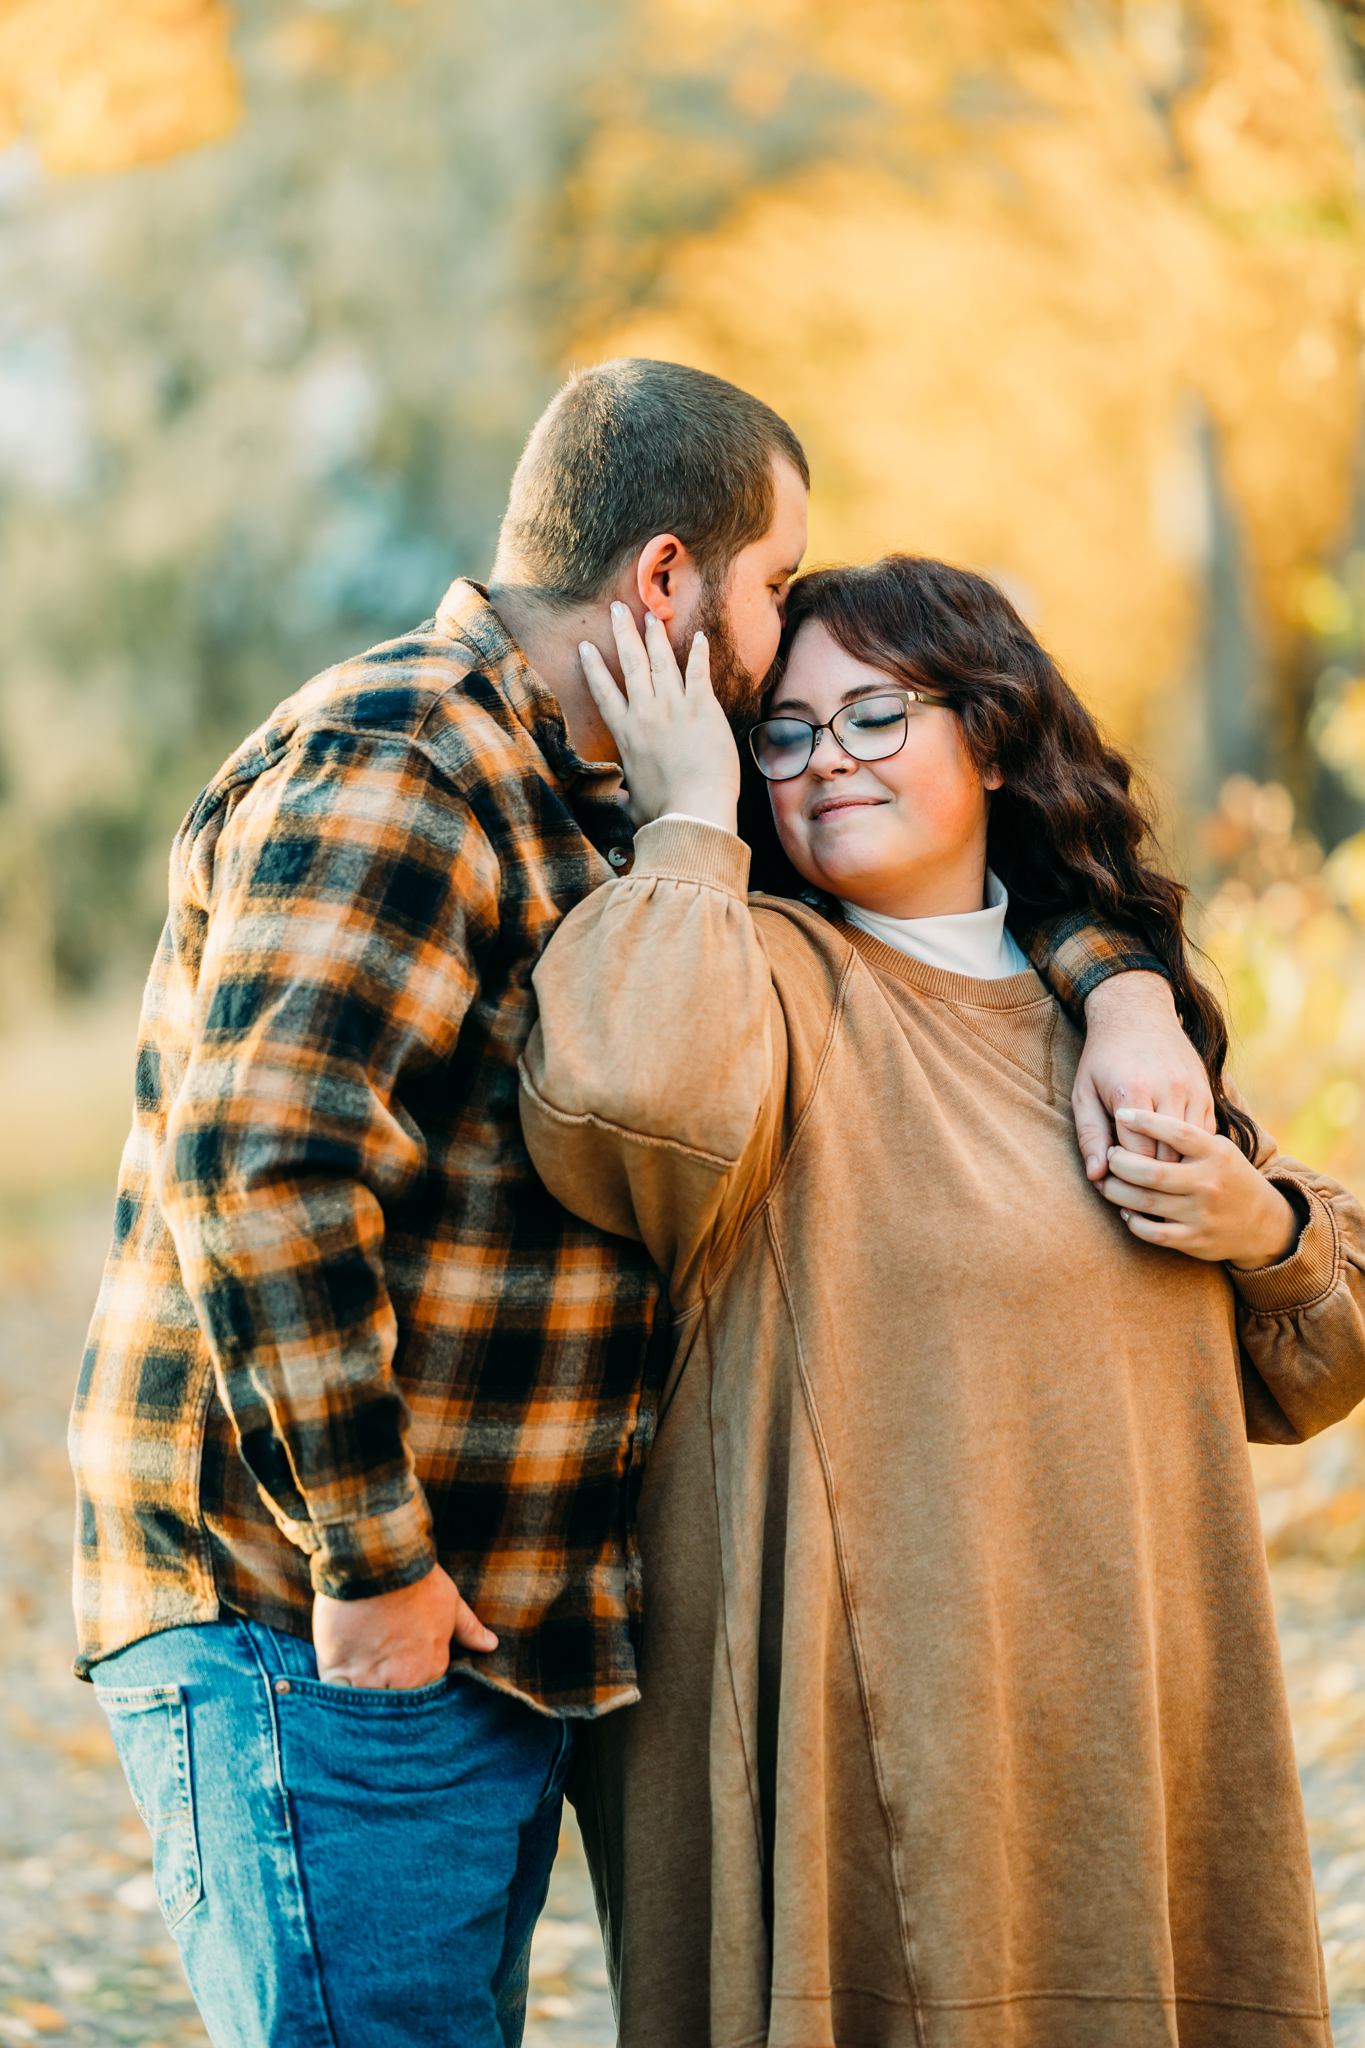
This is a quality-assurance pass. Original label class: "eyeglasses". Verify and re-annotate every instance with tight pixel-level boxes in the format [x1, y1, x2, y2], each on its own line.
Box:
[747, 688, 951, 783]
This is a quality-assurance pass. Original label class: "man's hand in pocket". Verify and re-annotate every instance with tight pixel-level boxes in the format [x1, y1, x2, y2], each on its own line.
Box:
[313, 1564, 497, 1690]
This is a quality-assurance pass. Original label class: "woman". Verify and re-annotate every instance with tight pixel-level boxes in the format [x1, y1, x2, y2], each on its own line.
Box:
[519, 557, 1365, 2047]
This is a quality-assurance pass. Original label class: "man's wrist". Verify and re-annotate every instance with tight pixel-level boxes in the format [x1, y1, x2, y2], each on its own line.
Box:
[1083, 968, 1175, 1023]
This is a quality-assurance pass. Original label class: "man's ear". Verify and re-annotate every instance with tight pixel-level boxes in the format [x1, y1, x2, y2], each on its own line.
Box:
[634, 534, 689, 625]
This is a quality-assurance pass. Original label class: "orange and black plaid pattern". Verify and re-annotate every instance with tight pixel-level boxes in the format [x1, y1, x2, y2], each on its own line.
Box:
[1013, 910, 1169, 1018]
[70, 579, 1165, 1715]
[71, 581, 659, 1714]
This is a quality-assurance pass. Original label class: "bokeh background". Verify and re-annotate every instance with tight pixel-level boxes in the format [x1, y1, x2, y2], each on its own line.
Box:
[4, 2, 1365, 2043]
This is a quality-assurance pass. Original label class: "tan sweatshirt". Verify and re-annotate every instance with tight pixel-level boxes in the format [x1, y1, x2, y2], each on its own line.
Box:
[519, 818, 1365, 2048]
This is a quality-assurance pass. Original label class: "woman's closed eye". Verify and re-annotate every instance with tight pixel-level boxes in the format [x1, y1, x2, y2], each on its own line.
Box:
[844, 698, 909, 735]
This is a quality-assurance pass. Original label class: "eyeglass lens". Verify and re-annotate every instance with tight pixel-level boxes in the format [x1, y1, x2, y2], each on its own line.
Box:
[749, 693, 914, 782]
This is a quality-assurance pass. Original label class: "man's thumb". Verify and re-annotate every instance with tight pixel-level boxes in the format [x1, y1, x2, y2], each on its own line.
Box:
[451, 1596, 498, 1655]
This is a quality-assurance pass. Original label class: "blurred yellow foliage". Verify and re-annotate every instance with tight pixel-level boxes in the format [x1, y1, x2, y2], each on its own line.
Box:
[258, 15, 399, 88]
[1201, 775, 1365, 1181]
[0, 0, 240, 173]
[576, 0, 1365, 752]
[1316, 676, 1365, 797]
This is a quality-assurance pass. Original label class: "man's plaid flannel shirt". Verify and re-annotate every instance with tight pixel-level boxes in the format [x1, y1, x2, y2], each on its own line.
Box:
[70, 579, 1166, 1715]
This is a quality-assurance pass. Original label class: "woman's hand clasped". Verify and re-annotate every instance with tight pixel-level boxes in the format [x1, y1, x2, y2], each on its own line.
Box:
[579, 605, 741, 833]
[1099, 1108, 1301, 1270]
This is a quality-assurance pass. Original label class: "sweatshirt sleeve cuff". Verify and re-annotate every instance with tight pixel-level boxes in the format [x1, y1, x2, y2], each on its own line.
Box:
[282, 1491, 439, 1601]
[631, 816, 751, 898]
[1230, 1177, 1338, 1314]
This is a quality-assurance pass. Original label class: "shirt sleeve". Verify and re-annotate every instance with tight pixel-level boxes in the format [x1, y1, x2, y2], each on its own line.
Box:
[160, 728, 500, 1600]
[1015, 910, 1168, 1023]
[1228, 1146, 1365, 1444]
[519, 816, 786, 1309]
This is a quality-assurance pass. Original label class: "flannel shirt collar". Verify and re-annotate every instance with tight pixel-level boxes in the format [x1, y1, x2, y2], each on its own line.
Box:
[434, 578, 623, 810]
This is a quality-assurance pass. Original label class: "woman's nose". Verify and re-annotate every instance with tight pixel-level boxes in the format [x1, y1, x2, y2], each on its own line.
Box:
[808, 728, 852, 773]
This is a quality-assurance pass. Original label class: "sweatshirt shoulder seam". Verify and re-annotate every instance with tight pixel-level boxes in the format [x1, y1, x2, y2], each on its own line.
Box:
[696, 943, 856, 1303]
[760, 942, 857, 1210]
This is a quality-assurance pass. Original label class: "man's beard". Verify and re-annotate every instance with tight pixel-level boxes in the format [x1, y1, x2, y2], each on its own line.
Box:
[672, 579, 764, 721]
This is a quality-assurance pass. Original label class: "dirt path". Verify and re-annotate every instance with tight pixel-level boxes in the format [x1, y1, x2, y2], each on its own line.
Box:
[1276, 1562, 1365, 2045]
[2, 1208, 1360, 2046]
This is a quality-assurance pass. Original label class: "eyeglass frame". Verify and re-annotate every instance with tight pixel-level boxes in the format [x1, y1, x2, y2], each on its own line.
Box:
[746, 686, 953, 783]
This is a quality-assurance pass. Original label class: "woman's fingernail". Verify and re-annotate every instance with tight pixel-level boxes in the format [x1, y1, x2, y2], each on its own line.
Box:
[1121, 1210, 1131, 1221]
[1116, 1108, 1137, 1122]
[611, 601, 625, 616]
[1087, 1156, 1101, 1175]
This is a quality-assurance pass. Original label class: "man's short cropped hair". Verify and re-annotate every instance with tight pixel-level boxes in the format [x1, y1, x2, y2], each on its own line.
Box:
[493, 358, 809, 606]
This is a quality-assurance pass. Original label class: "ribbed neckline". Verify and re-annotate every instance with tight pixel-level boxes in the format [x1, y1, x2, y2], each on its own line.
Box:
[839, 868, 1028, 982]
[837, 915, 1052, 1012]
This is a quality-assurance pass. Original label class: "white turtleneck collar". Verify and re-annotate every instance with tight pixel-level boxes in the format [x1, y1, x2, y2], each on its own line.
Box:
[839, 868, 1029, 981]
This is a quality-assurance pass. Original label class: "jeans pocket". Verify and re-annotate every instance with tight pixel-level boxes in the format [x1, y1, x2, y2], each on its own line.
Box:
[286, 1672, 454, 1710]
[95, 1684, 203, 1928]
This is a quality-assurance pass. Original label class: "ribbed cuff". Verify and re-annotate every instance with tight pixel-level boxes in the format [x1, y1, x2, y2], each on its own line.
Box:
[1231, 1177, 1338, 1314]
[631, 816, 751, 898]
[285, 1490, 439, 1601]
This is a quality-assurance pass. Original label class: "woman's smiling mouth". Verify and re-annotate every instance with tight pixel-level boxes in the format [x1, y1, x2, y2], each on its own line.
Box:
[808, 794, 888, 822]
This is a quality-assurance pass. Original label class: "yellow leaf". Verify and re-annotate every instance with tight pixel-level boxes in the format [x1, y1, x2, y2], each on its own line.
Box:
[0, 0, 242, 174]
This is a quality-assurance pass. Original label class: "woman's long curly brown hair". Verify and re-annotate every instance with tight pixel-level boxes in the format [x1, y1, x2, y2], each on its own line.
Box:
[737, 553, 1256, 1155]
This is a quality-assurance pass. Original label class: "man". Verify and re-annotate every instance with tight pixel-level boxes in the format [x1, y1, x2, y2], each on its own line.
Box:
[71, 357, 1212, 2048]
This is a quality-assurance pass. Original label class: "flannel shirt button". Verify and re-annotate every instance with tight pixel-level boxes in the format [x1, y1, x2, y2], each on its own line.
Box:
[607, 847, 628, 869]
[273, 1678, 291, 1696]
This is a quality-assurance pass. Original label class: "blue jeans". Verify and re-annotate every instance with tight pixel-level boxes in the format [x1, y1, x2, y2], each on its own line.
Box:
[92, 1619, 574, 2048]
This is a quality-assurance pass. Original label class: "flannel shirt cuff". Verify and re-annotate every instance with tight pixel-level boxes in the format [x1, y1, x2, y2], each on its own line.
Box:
[1231, 1177, 1338, 1315]
[631, 816, 752, 898]
[284, 1490, 439, 1601]
[1019, 910, 1168, 1025]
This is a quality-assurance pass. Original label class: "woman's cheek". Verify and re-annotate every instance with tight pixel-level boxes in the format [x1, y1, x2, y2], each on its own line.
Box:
[896, 761, 979, 838]
[771, 798, 820, 882]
